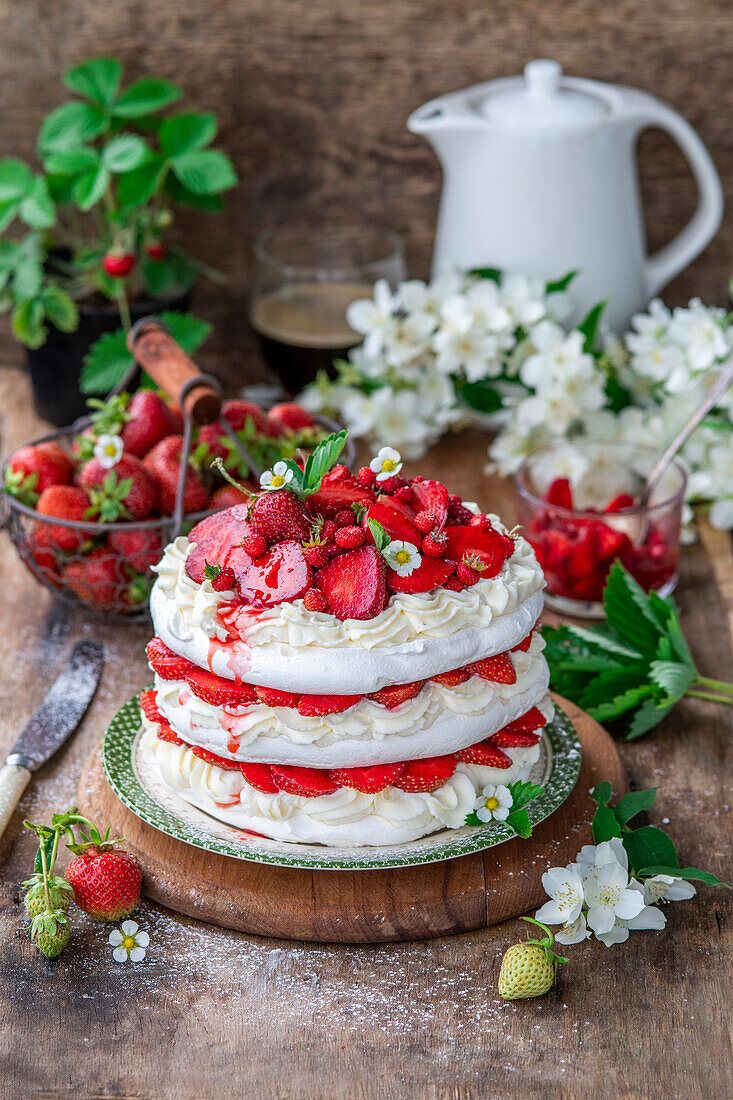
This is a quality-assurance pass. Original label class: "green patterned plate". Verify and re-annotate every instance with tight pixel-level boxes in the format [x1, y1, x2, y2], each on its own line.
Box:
[102, 693, 582, 871]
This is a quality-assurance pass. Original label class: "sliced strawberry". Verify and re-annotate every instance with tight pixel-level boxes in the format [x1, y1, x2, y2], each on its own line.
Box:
[443, 525, 514, 578]
[317, 544, 387, 620]
[393, 755, 457, 793]
[367, 681, 424, 708]
[236, 540, 311, 607]
[156, 722, 184, 745]
[380, 493, 417, 523]
[430, 668, 471, 686]
[255, 685, 301, 708]
[365, 500, 420, 546]
[139, 689, 162, 723]
[329, 763, 407, 794]
[510, 632, 533, 653]
[546, 478, 573, 508]
[190, 744, 242, 770]
[186, 668, 259, 707]
[464, 653, 517, 684]
[306, 470, 375, 519]
[238, 761, 279, 793]
[497, 706, 548, 735]
[186, 506, 252, 583]
[270, 765, 339, 797]
[604, 493, 636, 513]
[146, 637, 197, 680]
[297, 693, 363, 717]
[410, 479, 449, 527]
[455, 741, 513, 767]
[386, 555, 455, 595]
[490, 729, 541, 747]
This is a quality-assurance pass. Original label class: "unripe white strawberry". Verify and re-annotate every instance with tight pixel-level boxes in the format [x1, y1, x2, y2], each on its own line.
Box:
[498, 918, 567, 1001]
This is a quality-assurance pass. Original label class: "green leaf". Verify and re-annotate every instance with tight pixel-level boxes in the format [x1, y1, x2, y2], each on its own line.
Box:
[649, 659, 696, 704]
[171, 149, 237, 195]
[613, 787, 658, 825]
[0, 200, 20, 234]
[101, 134, 148, 173]
[38, 101, 107, 152]
[33, 833, 56, 875]
[12, 253, 43, 298]
[163, 174, 225, 211]
[112, 77, 182, 117]
[73, 165, 111, 210]
[142, 248, 196, 297]
[592, 802, 622, 843]
[0, 158, 33, 201]
[591, 781, 613, 806]
[81, 311, 211, 393]
[545, 271, 578, 293]
[116, 154, 167, 206]
[300, 430, 348, 495]
[468, 266, 502, 282]
[459, 380, 503, 415]
[366, 518, 391, 553]
[19, 176, 55, 229]
[577, 301, 606, 353]
[625, 697, 674, 740]
[161, 111, 218, 156]
[589, 685, 654, 723]
[578, 665, 648, 710]
[506, 808, 532, 839]
[637, 865, 730, 888]
[12, 298, 46, 348]
[41, 285, 78, 333]
[42, 146, 100, 175]
[563, 621, 642, 661]
[602, 563, 666, 655]
[164, 311, 213, 354]
[622, 826, 678, 875]
[507, 780, 544, 811]
[64, 57, 122, 106]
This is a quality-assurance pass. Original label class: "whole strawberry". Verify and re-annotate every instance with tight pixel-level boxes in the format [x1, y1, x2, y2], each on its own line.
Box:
[4, 441, 73, 504]
[144, 435, 209, 515]
[31, 910, 71, 958]
[120, 390, 181, 457]
[248, 490, 311, 542]
[497, 918, 567, 1000]
[79, 454, 159, 520]
[23, 873, 73, 918]
[66, 842, 142, 922]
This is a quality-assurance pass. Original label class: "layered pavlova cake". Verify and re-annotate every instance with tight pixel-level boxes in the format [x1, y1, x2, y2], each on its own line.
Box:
[140, 432, 552, 846]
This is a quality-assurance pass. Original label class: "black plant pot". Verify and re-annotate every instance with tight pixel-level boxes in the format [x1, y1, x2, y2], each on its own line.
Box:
[25, 287, 193, 427]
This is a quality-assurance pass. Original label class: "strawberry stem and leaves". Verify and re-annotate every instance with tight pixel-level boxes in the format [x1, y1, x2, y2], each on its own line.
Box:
[3, 466, 39, 506]
[590, 782, 729, 887]
[23, 816, 75, 958]
[519, 917, 568, 968]
[85, 470, 133, 522]
[277, 430, 348, 498]
[366, 518, 392, 554]
[542, 562, 733, 740]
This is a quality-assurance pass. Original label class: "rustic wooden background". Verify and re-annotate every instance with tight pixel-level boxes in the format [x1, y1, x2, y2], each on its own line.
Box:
[0, 0, 732, 387]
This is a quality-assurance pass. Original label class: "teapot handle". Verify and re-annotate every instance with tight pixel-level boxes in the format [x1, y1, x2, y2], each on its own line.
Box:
[632, 101, 723, 298]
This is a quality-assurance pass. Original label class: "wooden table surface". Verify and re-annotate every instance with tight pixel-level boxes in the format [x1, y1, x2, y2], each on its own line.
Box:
[0, 368, 731, 1100]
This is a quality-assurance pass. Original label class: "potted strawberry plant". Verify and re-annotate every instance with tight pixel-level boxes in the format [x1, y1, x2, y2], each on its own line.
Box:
[0, 56, 237, 425]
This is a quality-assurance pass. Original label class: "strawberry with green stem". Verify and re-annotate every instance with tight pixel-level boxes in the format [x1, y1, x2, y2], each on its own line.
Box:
[23, 816, 76, 958]
[497, 917, 568, 1000]
[64, 815, 142, 922]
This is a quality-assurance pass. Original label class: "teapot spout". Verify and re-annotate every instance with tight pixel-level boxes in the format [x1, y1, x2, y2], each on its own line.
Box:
[407, 95, 485, 136]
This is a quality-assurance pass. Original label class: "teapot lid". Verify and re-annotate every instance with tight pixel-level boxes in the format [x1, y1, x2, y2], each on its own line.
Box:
[479, 60, 607, 128]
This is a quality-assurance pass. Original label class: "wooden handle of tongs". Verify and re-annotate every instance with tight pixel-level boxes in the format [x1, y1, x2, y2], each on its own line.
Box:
[127, 318, 221, 425]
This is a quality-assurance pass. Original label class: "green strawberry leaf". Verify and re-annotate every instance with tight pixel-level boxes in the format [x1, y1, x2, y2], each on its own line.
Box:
[506, 808, 532, 839]
[38, 101, 107, 154]
[649, 659, 696, 705]
[588, 684, 654, 723]
[298, 430, 348, 495]
[101, 134, 149, 174]
[64, 57, 122, 106]
[73, 165, 111, 210]
[112, 77, 182, 117]
[366, 519, 391, 553]
[170, 149, 237, 195]
[603, 562, 667, 654]
[507, 780, 544, 812]
[0, 158, 33, 201]
[81, 311, 211, 393]
[625, 697, 674, 740]
[160, 112, 218, 157]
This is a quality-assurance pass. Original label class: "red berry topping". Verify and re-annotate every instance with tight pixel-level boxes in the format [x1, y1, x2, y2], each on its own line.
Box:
[249, 490, 311, 543]
[411, 479, 449, 527]
[329, 763, 407, 794]
[303, 587, 327, 612]
[455, 741, 513, 767]
[496, 706, 548, 736]
[186, 668, 258, 707]
[431, 667, 471, 686]
[235, 540, 312, 607]
[456, 561, 481, 586]
[422, 533, 447, 558]
[317, 544, 387, 620]
[490, 729, 541, 748]
[414, 510, 437, 534]
[604, 493, 636, 513]
[303, 545, 330, 569]
[335, 525, 366, 549]
[443, 525, 514, 577]
[447, 494, 475, 525]
[442, 575, 465, 592]
[387, 555, 456, 595]
[367, 681, 424, 708]
[185, 506, 253, 583]
[242, 533, 268, 558]
[305, 469, 375, 519]
[297, 693, 363, 716]
[145, 637, 196, 680]
[393, 485, 415, 505]
[190, 745, 242, 770]
[239, 761, 279, 794]
[365, 501, 421, 546]
[321, 520, 337, 542]
[270, 765, 339, 798]
[211, 565, 236, 592]
[358, 466, 377, 487]
[139, 689, 163, 724]
[393, 755, 457, 793]
[334, 509, 355, 529]
[511, 632, 534, 653]
[378, 475, 403, 494]
[464, 653, 517, 684]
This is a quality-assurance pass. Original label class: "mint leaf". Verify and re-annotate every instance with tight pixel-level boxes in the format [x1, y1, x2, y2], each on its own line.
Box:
[64, 57, 122, 106]
[613, 787, 658, 824]
[637, 866, 730, 888]
[112, 77, 182, 117]
[623, 826, 678, 874]
[366, 519, 391, 553]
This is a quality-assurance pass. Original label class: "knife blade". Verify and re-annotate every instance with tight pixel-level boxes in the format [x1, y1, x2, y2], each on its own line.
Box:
[0, 640, 104, 839]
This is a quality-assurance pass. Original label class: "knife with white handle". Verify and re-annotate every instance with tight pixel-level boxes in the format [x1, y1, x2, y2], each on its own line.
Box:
[0, 640, 104, 839]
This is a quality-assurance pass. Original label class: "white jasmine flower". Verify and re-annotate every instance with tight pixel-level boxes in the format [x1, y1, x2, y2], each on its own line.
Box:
[383, 539, 421, 576]
[642, 874, 697, 904]
[499, 273, 547, 328]
[594, 879, 667, 947]
[259, 461, 294, 491]
[535, 864, 585, 927]
[667, 299, 729, 373]
[369, 446, 403, 481]
[475, 783, 513, 822]
[93, 433, 123, 469]
[554, 912, 592, 946]
[368, 388, 432, 453]
[575, 837, 628, 870]
[341, 389, 380, 437]
[709, 498, 733, 529]
[346, 279, 397, 357]
[383, 312, 435, 369]
[109, 920, 149, 963]
[578, 854, 646, 936]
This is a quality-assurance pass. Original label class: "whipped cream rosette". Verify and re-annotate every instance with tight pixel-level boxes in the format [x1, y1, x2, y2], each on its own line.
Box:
[140, 434, 554, 847]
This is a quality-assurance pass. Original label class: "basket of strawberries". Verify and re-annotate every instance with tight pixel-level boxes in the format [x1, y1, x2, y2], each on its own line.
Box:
[2, 318, 349, 621]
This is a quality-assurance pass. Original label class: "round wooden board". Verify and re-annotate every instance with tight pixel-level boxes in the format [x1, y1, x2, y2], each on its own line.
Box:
[76, 696, 625, 943]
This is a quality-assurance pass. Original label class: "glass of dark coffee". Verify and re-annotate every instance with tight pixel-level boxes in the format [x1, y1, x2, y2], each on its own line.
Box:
[250, 226, 405, 394]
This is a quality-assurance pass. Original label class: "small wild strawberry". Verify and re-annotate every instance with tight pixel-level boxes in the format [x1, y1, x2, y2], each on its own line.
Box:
[242, 533, 268, 558]
[303, 588, 327, 612]
[358, 466, 377, 487]
[303, 544, 330, 568]
[378, 475, 404, 494]
[442, 574, 464, 592]
[334, 509, 355, 529]
[414, 510, 437, 534]
[335, 525, 366, 549]
[393, 485, 414, 505]
[103, 252, 135, 278]
[498, 918, 567, 1001]
[422, 533, 446, 558]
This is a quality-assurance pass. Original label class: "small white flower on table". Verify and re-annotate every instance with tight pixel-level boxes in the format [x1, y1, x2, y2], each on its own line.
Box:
[641, 874, 697, 904]
[577, 850, 646, 938]
[260, 461, 294, 491]
[475, 783, 513, 823]
[383, 540, 421, 577]
[369, 446, 403, 482]
[535, 864, 585, 928]
[109, 920, 149, 963]
[93, 433, 123, 469]
[593, 879, 666, 947]
[554, 913, 592, 946]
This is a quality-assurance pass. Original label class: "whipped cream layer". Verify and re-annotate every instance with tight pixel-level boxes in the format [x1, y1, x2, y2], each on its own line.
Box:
[154, 634, 551, 768]
[140, 721, 542, 847]
[150, 523, 545, 694]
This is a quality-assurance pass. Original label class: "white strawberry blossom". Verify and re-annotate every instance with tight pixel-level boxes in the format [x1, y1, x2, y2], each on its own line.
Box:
[109, 920, 149, 963]
[94, 433, 123, 469]
[475, 783, 513, 822]
[260, 461, 294, 491]
[383, 540, 421, 576]
[369, 446, 403, 481]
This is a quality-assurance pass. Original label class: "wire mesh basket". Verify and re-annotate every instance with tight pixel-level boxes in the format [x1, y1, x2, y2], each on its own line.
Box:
[2, 317, 353, 623]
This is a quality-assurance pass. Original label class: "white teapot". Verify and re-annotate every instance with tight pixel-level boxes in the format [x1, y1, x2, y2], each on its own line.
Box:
[408, 60, 723, 331]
